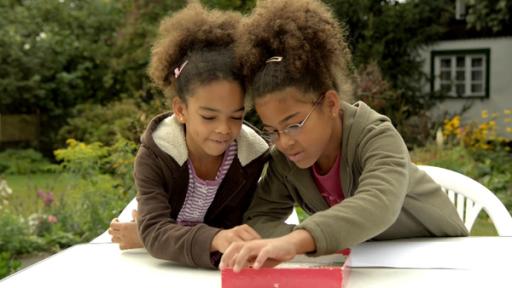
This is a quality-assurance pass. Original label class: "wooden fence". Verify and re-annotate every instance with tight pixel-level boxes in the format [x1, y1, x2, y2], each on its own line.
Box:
[0, 114, 40, 143]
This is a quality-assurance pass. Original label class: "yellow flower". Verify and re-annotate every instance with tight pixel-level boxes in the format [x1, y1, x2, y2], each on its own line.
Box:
[65, 138, 78, 147]
[505, 109, 512, 115]
[507, 127, 512, 133]
[481, 110, 488, 119]
[453, 116, 460, 127]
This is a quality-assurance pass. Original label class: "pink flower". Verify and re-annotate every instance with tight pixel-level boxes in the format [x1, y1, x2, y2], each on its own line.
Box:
[36, 190, 54, 206]
[47, 215, 58, 224]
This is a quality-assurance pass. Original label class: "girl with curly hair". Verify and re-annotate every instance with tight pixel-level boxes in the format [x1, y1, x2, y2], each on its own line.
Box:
[108, 2, 269, 269]
[220, 0, 467, 271]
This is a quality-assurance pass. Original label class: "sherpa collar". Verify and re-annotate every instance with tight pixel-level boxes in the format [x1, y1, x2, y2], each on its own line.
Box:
[152, 115, 268, 166]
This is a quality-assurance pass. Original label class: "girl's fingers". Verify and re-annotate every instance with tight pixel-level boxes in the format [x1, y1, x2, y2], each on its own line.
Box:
[253, 248, 270, 269]
[233, 246, 254, 273]
[110, 221, 122, 231]
[228, 252, 239, 270]
[220, 243, 242, 269]
[259, 258, 281, 268]
[108, 227, 121, 236]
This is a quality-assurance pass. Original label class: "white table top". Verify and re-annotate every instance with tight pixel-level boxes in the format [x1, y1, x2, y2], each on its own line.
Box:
[1, 243, 219, 288]
[1, 237, 511, 288]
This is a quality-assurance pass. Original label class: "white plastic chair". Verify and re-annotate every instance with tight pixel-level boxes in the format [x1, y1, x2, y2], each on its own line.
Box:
[418, 165, 512, 236]
[285, 207, 300, 225]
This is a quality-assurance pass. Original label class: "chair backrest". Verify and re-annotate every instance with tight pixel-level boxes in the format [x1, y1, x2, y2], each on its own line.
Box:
[418, 165, 512, 236]
[285, 207, 300, 225]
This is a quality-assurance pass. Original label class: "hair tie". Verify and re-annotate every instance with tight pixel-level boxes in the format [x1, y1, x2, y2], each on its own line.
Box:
[266, 56, 283, 63]
[174, 60, 189, 79]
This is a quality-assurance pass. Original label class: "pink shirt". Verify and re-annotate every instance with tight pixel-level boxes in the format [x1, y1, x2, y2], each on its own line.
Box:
[312, 153, 344, 206]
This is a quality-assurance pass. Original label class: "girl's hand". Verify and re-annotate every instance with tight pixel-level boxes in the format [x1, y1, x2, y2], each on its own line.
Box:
[219, 237, 297, 272]
[211, 224, 261, 253]
[109, 210, 144, 250]
[219, 229, 315, 272]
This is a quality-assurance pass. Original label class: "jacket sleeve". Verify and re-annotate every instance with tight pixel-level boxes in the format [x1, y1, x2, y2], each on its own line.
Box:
[134, 145, 220, 268]
[296, 120, 410, 255]
[243, 158, 296, 238]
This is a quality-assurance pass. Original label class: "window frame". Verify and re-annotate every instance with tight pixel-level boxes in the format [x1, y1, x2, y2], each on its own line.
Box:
[430, 49, 490, 99]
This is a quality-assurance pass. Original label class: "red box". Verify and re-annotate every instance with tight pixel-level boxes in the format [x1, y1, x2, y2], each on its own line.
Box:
[222, 266, 346, 288]
[221, 253, 349, 288]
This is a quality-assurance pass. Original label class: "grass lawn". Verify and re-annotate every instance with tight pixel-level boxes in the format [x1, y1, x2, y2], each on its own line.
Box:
[470, 213, 497, 236]
[3, 173, 81, 217]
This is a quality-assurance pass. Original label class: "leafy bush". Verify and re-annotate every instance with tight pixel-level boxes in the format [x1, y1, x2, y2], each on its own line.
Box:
[470, 148, 512, 209]
[104, 137, 138, 197]
[29, 175, 125, 243]
[54, 139, 109, 177]
[0, 149, 57, 175]
[54, 137, 137, 194]
[354, 62, 434, 147]
[442, 110, 512, 150]
[0, 212, 44, 255]
[0, 136, 138, 268]
[0, 179, 12, 210]
[0, 252, 20, 279]
[57, 100, 143, 146]
[0, 0, 125, 113]
[57, 98, 168, 146]
[438, 109, 512, 204]
[411, 145, 478, 177]
[52, 138, 137, 240]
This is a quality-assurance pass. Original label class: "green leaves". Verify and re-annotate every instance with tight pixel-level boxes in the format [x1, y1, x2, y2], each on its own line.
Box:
[0, 252, 21, 279]
[466, 0, 512, 32]
[0, 0, 124, 113]
[326, 0, 453, 145]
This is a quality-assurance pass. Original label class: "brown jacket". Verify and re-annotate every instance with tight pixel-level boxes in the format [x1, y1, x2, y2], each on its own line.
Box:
[135, 113, 268, 268]
[244, 101, 468, 256]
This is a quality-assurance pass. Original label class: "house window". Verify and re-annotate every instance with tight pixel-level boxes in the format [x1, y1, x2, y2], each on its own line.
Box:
[431, 49, 490, 98]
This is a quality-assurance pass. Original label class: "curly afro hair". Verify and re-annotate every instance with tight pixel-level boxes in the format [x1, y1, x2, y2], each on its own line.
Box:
[148, 2, 244, 101]
[236, 0, 354, 103]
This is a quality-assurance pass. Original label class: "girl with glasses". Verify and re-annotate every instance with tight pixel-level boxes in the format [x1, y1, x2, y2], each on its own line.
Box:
[220, 0, 468, 271]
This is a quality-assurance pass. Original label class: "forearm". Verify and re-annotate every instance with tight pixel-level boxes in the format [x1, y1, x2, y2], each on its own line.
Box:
[140, 219, 220, 268]
[280, 229, 316, 255]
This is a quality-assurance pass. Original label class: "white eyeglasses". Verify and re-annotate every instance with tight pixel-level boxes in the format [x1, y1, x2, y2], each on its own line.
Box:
[262, 94, 325, 143]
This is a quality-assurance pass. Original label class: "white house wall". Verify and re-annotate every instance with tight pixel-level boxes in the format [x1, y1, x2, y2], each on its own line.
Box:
[420, 37, 512, 138]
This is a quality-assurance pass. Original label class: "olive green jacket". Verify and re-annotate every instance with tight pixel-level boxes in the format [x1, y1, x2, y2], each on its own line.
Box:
[244, 101, 468, 256]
